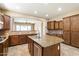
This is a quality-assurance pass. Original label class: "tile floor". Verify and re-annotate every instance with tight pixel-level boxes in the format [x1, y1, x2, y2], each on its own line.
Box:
[7, 43, 79, 56]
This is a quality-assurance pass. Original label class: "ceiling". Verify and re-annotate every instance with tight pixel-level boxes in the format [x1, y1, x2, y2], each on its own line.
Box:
[0, 3, 79, 19]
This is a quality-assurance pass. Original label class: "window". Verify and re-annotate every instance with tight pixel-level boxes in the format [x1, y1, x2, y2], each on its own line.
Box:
[15, 24, 34, 31]
[16, 25, 20, 31]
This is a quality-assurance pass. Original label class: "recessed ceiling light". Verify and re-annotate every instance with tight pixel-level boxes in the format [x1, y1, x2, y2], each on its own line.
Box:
[45, 14, 48, 17]
[34, 11, 38, 14]
[58, 8, 62, 11]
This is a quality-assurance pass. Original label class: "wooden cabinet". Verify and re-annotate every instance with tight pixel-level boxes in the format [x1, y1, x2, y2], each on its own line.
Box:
[55, 21, 59, 29]
[28, 37, 34, 56]
[63, 14, 79, 47]
[63, 31, 71, 44]
[43, 43, 60, 56]
[0, 44, 3, 56]
[0, 39, 8, 56]
[47, 21, 54, 30]
[63, 17, 71, 31]
[59, 21, 63, 30]
[47, 21, 63, 30]
[71, 32, 79, 47]
[19, 35, 27, 44]
[63, 17, 71, 44]
[3, 39, 8, 56]
[10, 35, 19, 46]
[50, 21, 54, 30]
[71, 15, 79, 32]
[2, 15, 10, 30]
[34, 42, 42, 56]
[10, 35, 27, 46]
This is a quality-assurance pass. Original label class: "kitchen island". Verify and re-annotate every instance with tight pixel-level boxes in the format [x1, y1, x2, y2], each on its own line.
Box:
[28, 35, 63, 56]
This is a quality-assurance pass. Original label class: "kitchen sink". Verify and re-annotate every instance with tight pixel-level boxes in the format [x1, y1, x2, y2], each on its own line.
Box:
[0, 36, 6, 42]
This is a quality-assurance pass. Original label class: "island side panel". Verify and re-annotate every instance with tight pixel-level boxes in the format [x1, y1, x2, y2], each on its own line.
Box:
[42, 43, 60, 56]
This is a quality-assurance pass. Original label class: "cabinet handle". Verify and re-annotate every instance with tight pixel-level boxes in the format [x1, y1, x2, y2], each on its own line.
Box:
[58, 45, 59, 50]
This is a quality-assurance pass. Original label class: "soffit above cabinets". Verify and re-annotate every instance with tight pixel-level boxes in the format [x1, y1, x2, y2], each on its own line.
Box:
[0, 3, 79, 19]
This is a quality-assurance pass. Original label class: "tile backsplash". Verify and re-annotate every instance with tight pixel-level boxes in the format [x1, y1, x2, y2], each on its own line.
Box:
[47, 30, 63, 35]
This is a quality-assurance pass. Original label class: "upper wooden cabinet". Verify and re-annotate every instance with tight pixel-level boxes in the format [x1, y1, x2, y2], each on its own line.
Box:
[59, 21, 63, 30]
[71, 15, 79, 32]
[50, 21, 54, 30]
[47, 21, 63, 30]
[63, 17, 71, 31]
[2, 15, 10, 30]
[55, 21, 59, 29]
[47, 21, 54, 30]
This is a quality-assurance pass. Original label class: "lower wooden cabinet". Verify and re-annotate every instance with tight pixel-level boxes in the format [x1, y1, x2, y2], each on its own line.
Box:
[43, 43, 60, 56]
[34, 42, 42, 56]
[10, 35, 19, 46]
[19, 35, 27, 44]
[0, 44, 3, 56]
[0, 39, 8, 56]
[28, 37, 34, 56]
[9, 35, 27, 46]
[63, 31, 71, 44]
[71, 32, 79, 47]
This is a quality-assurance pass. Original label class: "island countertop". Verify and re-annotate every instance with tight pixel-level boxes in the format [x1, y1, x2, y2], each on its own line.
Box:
[28, 35, 64, 47]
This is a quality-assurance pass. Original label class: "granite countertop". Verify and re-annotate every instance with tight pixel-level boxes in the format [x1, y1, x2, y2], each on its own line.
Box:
[28, 35, 64, 47]
[9, 31, 37, 35]
[0, 33, 9, 44]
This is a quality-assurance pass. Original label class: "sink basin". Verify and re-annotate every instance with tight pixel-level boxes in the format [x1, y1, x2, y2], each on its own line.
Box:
[0, 36, 6, 42]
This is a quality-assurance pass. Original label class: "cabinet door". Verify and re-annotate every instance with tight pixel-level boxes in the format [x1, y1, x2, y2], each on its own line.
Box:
[47, 22, 51, 30]
[19, 35, 27, 44]
[43, 43, 60, 56]
[63, 17, 70, 31]
[28, 38, 34, 56]
[34, 42, 42, 56]
[3, 39, 8, 56]
[59, 21, 63, 30]
[2, 15, 10, 30]
[63, 31, 71, 44]
[10, 35, 19, 46]
[0, 44, 3, 56]
[71, 15, 79, 31]
[51, 21, 54, 30]
[55, 21, 59, 29]
[71, 32, 79, 47]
